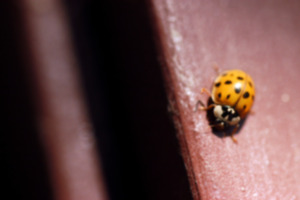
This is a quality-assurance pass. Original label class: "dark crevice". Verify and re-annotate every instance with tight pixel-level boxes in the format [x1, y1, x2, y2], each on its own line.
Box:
[63, 1, 193, 200]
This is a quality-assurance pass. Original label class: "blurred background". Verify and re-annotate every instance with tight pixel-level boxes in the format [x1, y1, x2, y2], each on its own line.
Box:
[1, 1, 192, 200]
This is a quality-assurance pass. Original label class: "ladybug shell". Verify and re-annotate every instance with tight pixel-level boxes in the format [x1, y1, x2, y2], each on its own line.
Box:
[211, 69, 255, 119]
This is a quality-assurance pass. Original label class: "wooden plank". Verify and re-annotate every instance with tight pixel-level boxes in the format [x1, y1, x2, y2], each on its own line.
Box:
[150, 0, 300, 199]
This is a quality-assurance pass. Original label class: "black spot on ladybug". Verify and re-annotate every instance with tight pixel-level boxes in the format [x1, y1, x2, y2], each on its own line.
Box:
[248, 81, 253, 88]
[230, 73, 234, 76]
[222, 73, 227, 76]
[226, 94, 230, 99]
[235, 87, 241, 94]
[225, 80, 232, 84]
[215, 82, 221, 87]
[243, 91, 250, 99]
[237, 76, 244, 80]
[218, 93, 222, 98]
[243, 105, 247, 110]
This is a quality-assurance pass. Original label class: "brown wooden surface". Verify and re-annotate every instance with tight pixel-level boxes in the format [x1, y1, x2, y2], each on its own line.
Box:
[150, 0, 300, 199]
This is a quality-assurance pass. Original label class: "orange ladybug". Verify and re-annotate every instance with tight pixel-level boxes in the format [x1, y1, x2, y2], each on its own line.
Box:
[198, 69, 255, 142]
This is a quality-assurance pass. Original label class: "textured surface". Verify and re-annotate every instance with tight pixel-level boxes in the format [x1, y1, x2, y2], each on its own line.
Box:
[151, 0, 300, 199]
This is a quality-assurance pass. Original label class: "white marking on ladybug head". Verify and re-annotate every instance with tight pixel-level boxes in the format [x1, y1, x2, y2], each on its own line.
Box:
[213, 105, 223, 119]
[213, 105, 240, 126]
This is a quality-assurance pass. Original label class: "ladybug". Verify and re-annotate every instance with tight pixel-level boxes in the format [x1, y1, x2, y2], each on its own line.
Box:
[197, 69, 255, 142]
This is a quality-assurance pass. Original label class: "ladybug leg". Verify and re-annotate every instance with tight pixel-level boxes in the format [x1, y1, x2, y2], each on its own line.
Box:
[195, 88, 211, 112]
[200, 104, 216, 111]
[194, 100, 215, 112]
[231, 134, 238, 143]
[230, 125, 239, 143]
[249, 110, 255, 115]
[222, 131, 226, 139]
[213, 63, 221, 75]
[201, 88, 211, 96]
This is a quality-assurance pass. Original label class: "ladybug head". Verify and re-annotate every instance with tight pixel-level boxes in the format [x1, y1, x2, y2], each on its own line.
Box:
[212, 105, 240, 129]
